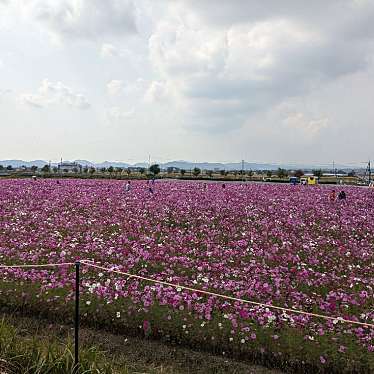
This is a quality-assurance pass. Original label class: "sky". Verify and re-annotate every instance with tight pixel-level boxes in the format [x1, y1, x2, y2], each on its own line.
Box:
[0, 0, 374, 166]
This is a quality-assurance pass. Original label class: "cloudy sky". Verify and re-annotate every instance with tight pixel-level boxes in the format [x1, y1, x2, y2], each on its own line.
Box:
[1, 0, 373, 165]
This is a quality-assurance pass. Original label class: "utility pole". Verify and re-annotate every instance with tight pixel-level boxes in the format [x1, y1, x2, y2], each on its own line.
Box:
[368, 160, 371, 184]
[241, 159, 244, 182]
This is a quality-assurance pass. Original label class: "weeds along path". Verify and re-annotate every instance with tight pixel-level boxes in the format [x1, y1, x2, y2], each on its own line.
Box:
[1, 313, 282, 374]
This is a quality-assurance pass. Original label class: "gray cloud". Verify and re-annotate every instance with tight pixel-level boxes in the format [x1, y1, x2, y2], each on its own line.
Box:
[1, 0, 374, 163]
[32, 0, 137, 40]
[149, 1, 374, 131]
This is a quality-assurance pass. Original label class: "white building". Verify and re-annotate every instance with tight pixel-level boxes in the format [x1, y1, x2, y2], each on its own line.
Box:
[57, 161, 82, 173]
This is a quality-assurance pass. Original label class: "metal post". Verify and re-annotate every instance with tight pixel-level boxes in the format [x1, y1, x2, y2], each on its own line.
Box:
[74, 261, 80, 373]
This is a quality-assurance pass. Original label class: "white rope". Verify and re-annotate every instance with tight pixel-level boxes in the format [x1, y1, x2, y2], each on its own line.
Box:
[0, 262, 75, 269]
[81, 260, 374, 329]
[1, 260, 372, 329]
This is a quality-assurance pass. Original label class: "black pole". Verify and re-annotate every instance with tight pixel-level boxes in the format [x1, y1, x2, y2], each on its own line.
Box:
[74, 261, 80, 373]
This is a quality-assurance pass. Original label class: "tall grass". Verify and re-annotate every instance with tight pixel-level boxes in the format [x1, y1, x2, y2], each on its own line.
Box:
[0, 318, 117, 374]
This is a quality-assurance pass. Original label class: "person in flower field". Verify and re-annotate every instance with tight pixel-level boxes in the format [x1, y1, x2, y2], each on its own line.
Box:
[330, 189, 336, 202]
[125, 180, 131, 192]
[338, 190, 346, 200]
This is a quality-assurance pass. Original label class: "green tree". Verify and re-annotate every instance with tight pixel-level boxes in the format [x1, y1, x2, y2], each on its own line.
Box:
[101, 167, 107, 173]
[116, 167, 123, 174]
[89, 167, 96, 174]
[41, 165, 50, 173]
[72, 167, 79, 173]
[348, 170, 356, 177]
[193, 167, 201, 177]
[313, 169, 323, 178]
[248, 170, 254, 178]
[6, 165, 13, 171]
[149, 164, 161, 175]
[31, 165, 38, 172]
[107, 166, 114, 174]
[277, 168, 287, 178]
[266, 170, 272, 178]
[0, 165, 4, 170]
[294, 169, 304, 178]
[220, 170, 226, 176]
[180, 169, 186, 176]
[52, 167, 58, 173]
[139, 167, 146, 175]
[83, 166, 89, 173]
[206, 170, 213, 178]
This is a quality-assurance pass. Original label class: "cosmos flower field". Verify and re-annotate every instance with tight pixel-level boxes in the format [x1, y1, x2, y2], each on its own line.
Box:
[0, 179, 373, 372]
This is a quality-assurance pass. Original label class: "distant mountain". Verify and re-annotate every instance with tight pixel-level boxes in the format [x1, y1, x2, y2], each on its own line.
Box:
[0, 159, 353, 171]
[94, 161, 130, 168]
[74, 160, 96, 167]
[134, 162, 149, 168]
[0, 160, 48, 168]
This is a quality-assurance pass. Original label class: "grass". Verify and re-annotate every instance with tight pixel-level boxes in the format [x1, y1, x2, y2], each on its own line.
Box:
[1, 286, 372, 374]
[0, 314, 281, 374]
[0, 318, 113, 373]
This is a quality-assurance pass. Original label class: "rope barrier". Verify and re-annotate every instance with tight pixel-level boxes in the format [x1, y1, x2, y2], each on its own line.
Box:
[81, 260, 374, 329]
[0, 260, 373, 328]
[0, 262, 75, 269]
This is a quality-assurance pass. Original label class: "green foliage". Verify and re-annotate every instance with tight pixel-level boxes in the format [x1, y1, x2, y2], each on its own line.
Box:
[41, 165, 50, 173]
[276, 168, 287, 178]
[193, 167, 201, 177]
[313, 169, 323, 178]
[0, 318, 114, 374]
[348, 170, 356, 177]
[294, 169, 304, 178]
[149, 164, 161, 175]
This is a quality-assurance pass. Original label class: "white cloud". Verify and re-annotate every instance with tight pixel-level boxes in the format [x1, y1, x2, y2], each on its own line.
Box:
[0, 89, 11, 102]
[144, 80, 170, 102]
[106, 80, 124, 96]
[31, 0, 137, 40]
[2, 0, 374, 163]
[148, 1, 374, 131]
[100, 43, 121, 58]
[107, 106, 134, 120]
[283, 112, 328, 137]
[20, 79, 90, 109]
